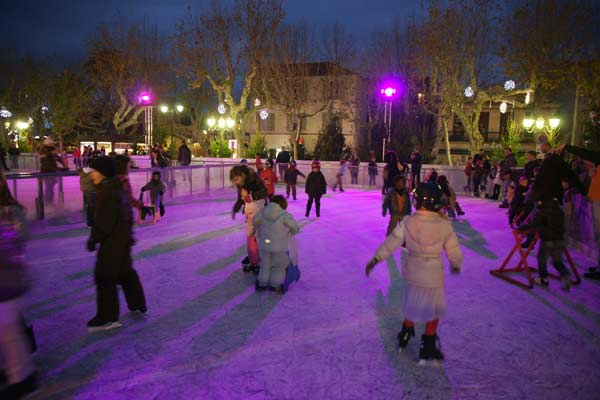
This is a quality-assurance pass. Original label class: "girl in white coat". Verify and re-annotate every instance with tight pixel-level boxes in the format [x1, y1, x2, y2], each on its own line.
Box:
[366, 182, 463, 364]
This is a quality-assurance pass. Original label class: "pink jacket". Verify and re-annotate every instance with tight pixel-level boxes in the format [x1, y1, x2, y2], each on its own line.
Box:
[374, 210, 462, 288]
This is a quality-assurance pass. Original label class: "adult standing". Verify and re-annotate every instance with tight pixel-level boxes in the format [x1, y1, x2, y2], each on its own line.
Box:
[0, 143, 9, 171]
[498, 148, 517, 208]
[39, 138, 66, 204]
[349, 153, 360, 185]
[72, 147, 82, 169]
[410, 145, 423, 188]
[276, 147, 291, 181]
[523, 150, 541, 181]
[0, 169, 37, 398]
[86, 157, 147, 332]
[177, 141, 192, 185]
[382, 150, 403, 195]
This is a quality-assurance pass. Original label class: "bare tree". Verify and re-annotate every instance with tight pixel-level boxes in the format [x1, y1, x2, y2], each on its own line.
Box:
[85, 21, 169, 133]
[177, 0, 285, 148]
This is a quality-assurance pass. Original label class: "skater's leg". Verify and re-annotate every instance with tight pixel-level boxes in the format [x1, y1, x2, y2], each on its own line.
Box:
[315, 195, 321, 217]
[536, 242, 550, 280]
[268, 251, 289, 288]
[286, 184, 291, 198]
[0, 298, 36, 383]
[258, 251, 272, 287]
[306, 196, 314, 217]
[247, 235, 260, 266]
[95, 281, 119, 321]
[292, 185, 297, 200]
[120, 261, 147, 312]
[425, 319, 439, 335]
[548, 242, 569, 276]
[386, 216, 401, 236]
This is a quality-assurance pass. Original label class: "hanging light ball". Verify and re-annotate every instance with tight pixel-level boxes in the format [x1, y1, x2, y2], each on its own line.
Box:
[217, 104, 226, 115]
[259, 110, 269, 120]
[504, 80, 516, 91]
[464, 86, 474, 98]
[254, 98, 261, 107]
[0, 108, 12, 118]
[499, 102, 508, 114]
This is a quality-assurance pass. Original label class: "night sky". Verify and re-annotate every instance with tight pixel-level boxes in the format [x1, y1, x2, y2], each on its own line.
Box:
[1, 0, 422, 64]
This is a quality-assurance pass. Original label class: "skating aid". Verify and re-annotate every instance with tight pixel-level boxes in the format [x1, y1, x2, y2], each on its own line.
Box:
[490, 230, 581, 290]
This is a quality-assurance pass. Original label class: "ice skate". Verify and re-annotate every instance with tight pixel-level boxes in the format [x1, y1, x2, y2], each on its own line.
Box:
[87, 317, 123, 333]
[249, 264, 260, 274]
[560, 275, 572, 292]
[242, 256, 251, 272]
[418, 334, 444, 366]
[534, 277, 549, 287]
[397, 325, 415, 352]
[255, 280, 268, 292]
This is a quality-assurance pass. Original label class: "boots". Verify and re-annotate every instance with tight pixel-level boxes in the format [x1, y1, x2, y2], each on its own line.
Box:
[418, 334, 444, 366]
[397, 325, 415, 351]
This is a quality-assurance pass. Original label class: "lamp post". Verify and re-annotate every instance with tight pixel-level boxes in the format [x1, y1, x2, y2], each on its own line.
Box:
[14, 121, 29, 149]
[206, 115, 236, 158]
[159, 103, 184, 148]
[523, 116, 560, 155]
[138, 92, 153, 147]
[379, 84, 400, 160]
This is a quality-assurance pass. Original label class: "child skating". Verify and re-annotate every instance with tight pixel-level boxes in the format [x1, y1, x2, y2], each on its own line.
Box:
[382, 175, 411, 236]
[305, 160, 327, 218]
[260, 159, 278, 199]
[366, 182, 463, 365]
[141, 171, 166, 217]
[284, 160, 305, 200]
[254, 195, 300, 292]
[231, 165, 268, 273]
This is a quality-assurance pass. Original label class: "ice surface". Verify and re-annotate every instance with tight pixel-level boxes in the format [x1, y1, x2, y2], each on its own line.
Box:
[23, 188, 600, 400]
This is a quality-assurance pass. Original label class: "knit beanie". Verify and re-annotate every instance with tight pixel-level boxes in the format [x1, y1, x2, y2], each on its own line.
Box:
[91, 156, 116, 178]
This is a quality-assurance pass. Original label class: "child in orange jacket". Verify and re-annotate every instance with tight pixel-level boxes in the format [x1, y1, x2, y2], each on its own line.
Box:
[260, 159, 278, 198]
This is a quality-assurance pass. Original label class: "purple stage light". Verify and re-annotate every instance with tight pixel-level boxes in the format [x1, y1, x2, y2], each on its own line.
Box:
[381, 87, 397, 98]
[138, 93, 152, 105]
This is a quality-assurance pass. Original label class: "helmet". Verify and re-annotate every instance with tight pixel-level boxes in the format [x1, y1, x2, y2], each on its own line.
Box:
[413, 182, 443, 212]
[311, 160, 321, 169]
[290, 160, 297, 167]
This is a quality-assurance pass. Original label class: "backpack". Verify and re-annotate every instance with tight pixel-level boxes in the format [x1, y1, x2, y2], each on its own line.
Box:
[0, 207, 30, 301]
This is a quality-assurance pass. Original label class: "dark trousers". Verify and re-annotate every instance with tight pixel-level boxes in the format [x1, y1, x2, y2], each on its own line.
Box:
[537, 240, 569, 279]
[473, 176, 482, 196]
[369, 174, 376, 186]
[95, 251, 146, 321]
[286, 184, 297, 200]
[0, 156, 9, 171]
[306, 195, 321, 217]
[333, 174, 343, 191]
[350, 172, 358, 185]
[411, 169, 421, 187]
[492, 184, 501, 200]
[278, 164, 287, 181]
[84, 193, 96, 227]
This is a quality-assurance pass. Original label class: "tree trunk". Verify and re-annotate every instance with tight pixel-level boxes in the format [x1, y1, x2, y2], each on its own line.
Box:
[441, 117, 453, 166]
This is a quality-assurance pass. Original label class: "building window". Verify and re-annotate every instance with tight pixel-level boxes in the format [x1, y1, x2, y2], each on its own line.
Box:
[258, 113, 275, 131]
[499, 112, 511, 140]
[479, 112, 490, 135]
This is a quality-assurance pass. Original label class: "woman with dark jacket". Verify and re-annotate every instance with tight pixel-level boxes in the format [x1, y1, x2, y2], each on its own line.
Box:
[86, 157, 147, 332]
[305, 160, 327, 217]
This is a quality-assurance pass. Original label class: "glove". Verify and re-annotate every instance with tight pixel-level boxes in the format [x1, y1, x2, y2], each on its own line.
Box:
[86, 239, 97, 252]
[451, 265, 461, 275]
[365, 257, 380, 277]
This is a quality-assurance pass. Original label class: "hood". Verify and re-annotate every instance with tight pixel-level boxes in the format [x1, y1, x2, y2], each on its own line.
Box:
[405, 211, 449, 247]
[262, 202, 285, 222]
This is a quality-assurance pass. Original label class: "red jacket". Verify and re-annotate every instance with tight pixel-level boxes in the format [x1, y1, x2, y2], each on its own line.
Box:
[260, 169, 278, 196]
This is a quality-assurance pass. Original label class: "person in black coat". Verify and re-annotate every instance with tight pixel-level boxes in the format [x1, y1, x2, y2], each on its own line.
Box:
[275, 147, 291, 180]
[305, 160, 327, 217]
[284, 160, 305, 200]
[518, 199, 572, 290]
[523, 151, 541, 181]
[409, 146, 422, 188]
[86, 157, 147, 332]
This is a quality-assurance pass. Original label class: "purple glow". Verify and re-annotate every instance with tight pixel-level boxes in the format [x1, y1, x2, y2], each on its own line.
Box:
[381, 87, 397, 98]
[378, 78, 404, 101]
[138, 93, 152, 105]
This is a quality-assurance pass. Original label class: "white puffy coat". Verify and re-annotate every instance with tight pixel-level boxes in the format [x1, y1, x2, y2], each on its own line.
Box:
[254, 203, 300, 253]
[375, 210, 463, 288]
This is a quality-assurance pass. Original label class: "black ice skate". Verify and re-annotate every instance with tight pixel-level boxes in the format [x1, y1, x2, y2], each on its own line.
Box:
[255, 280, 268, 292]
[249, 264, 260, 274]
[418, 334, 445, 366]
[87, 317, 122, 333]
[242, 256, 251, 272]
[397, 325, 415, 352]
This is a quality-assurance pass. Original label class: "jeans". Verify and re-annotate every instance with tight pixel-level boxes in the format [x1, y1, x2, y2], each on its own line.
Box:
[350, 171, 358, 184]
[286, 184, 297, 200]
[258, 250, 289, 287]
[306, 195, 321, 217]
[333, 174, 343, 191]
[369, 174, 377, 186]
[278, 164, 288, 181]
[0, 298, 36, 383]
[537, 240, 569, 279]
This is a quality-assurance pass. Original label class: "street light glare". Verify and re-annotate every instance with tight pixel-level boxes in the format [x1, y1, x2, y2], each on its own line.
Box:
[523, 118, 535, 129]
[176, 105, 184, 113]
[207, 117, 216, 128]
[226, 118, 235, 128]
[160, 105, 169, 113]
[16, 121, 29, 130]
[218, 117, 226, 129]
[535, 117, 545, 130]
[381, 87, 396, 98]
[549, 118, 560, 129]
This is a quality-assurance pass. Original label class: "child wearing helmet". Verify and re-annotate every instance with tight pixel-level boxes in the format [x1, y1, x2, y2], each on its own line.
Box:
[284, 160, 305, 200]
[366, 182, 463, 365]
[305, 160, 327, 217]
[260, 159, 278, 198]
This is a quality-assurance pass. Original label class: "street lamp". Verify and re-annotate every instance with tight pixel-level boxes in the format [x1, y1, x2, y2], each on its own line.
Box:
[523, 116, 561, 151]
[379, 81, 401, 160]
[138, 92, 154, 147]
[206, 115, 237, 158]
[160, 103, 185, 147]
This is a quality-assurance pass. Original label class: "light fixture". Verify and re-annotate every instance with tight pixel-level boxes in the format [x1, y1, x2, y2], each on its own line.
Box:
[0, 108, 12, 118]
[207, 117, 216, 128]
[549, 118, 560, 129]
[176, 104, 184, 113]
[218, 117, 226, 129]
[217, 104, 226, 114]
[464, 86, 474, 97]
[381, 87, 397, 98]
[504, 80, 515, 91]
[525, 92, 531, 105]
[226, 118, 235, 128]
[41, 106, 49, 114]
[16, 121, 29, 130]
[417, 93, 424, 103]
[254, 98, 261, 107]
[523, 118, 535, 129]
[160, 105, 169, 113]
[535, 117, 545, 130]
[259, 110, 269, 120]
[499, 102, 507, 114]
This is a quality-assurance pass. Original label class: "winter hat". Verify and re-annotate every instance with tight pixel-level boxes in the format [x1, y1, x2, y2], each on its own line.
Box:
[91, 156, 116, 178]
[152, 171, 161, 179]
[311, 160, 321, 169]
[289, 160, 297, 167]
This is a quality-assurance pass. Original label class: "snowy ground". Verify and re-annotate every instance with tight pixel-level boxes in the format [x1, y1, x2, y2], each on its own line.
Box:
[23, 188, 600, 400]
